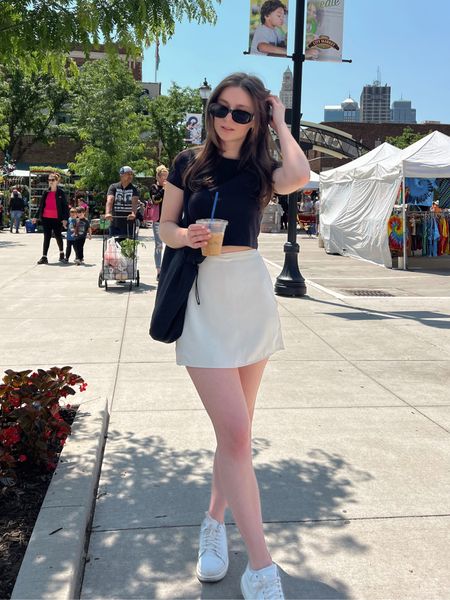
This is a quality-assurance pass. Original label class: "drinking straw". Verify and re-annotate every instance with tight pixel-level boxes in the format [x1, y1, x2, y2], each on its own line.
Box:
[210, 191, 219, 225]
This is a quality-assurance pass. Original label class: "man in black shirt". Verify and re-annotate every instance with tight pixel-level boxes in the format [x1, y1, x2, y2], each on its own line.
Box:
[105, 166, 139, 238]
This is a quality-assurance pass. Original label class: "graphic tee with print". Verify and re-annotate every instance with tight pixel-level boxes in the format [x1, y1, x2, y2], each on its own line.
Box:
[74, 218, 90, 239]
[107, 182, 139, 228]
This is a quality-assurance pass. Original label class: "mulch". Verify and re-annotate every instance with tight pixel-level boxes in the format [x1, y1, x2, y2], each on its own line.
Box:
[0, 406, 78, 600]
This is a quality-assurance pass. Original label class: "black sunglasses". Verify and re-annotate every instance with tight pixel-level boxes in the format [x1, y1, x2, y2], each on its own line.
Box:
[209, 103, 254, 125]
[48, 178, 56, 182]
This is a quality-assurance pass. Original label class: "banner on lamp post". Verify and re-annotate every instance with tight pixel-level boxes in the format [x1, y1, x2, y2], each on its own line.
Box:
[305, 0, 345, 62]
[184, 113, 202, 145]
[248, 0, 289, 58]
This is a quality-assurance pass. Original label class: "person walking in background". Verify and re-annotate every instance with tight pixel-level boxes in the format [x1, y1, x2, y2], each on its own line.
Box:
[76, 193, 89, 218]
[0, 193, 4, 229]
[105, 166, 139, 240]
[34, 172, 69, 264]
[160, 72, 309, 599]
[73, 206, 92, 265]
[149, 164, 168, 280]
[277, 193, 289, 230]
[64, 207, 77, 262]
[9, 187, 25, 233]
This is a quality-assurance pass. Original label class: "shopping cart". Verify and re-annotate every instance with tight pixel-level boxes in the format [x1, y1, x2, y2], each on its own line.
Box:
[98, 216, 140, 291]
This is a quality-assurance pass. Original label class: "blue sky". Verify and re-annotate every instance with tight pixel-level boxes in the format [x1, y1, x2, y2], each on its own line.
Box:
[143, 0, 450, 124]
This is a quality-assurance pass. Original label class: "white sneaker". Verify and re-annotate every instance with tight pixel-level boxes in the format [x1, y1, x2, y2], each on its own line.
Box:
[196, 511, 229, 582]
[240, 562, 284, 599]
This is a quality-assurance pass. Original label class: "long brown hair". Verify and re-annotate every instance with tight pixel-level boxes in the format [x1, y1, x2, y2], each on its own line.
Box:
[183, 73, 276, 206]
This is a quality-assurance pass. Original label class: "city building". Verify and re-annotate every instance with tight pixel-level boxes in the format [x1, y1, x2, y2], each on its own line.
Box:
[69, 45, 143, 81]
[280, 66, 293, 109]
[323, 96, 360, 123]
[391, 99, 416, 124]
[360, 80, 391, 122]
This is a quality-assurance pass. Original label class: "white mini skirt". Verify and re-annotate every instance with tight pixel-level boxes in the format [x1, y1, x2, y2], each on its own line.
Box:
[176, 249, 284, 368]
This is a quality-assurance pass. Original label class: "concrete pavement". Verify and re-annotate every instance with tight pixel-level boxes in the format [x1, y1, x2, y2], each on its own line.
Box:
[2, 228, 450, 599]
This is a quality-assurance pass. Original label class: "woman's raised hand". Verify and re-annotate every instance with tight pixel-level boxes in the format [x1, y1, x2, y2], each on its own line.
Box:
[267, 95, 286, 134]
[186, 224, 211, 249]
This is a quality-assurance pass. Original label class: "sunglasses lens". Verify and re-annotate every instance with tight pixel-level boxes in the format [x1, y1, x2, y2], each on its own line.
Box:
[232, 110, 253, 125]
[210, 103, 229, 119]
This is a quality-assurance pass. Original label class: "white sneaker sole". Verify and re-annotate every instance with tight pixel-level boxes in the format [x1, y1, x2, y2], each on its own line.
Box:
[240, 575, 250, 599]
[196, 558, 229, 582]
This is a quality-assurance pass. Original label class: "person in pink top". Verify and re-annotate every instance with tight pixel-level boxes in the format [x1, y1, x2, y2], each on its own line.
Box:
[34, 172, 69, 264]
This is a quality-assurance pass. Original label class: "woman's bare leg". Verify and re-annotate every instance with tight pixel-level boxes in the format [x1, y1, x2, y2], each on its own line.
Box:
[188, 362, 271, 570]
[208, 359, 268, 523]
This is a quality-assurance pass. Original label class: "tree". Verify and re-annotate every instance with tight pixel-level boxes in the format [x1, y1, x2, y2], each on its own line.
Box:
[0, 65, 69, 163]
[147, 84, 203, 166]
[66, 56, 151, 191]
[0, 1, 219, 71]
[386, 126, 431, 149]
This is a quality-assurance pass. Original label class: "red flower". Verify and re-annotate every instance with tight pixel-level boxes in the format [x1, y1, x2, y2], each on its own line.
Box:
[18, 454, 27, 462]
[0, 425, 21, 447]
[79, 383, 88, 392]
[9, 395, 21, 408]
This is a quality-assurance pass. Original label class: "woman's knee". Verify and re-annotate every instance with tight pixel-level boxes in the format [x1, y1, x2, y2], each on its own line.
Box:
[217, 419, 251, 458]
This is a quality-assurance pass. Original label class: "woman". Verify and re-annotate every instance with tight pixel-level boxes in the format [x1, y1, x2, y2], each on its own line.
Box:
[160, 73, 309, 599]
[149, 165, 168, 280]
[34, 172, 69, 264]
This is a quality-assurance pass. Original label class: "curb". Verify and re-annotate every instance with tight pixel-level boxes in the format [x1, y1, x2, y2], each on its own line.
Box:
[11, 395, 109, 600]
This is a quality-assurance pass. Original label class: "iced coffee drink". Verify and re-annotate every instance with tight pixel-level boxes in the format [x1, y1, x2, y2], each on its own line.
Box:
[196, 219, 228, 256]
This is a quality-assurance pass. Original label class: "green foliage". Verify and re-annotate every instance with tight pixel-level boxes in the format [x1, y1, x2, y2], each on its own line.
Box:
[0, 366, 87, 486]
[120, 239, 145, 259]
[147, 83, 203, 165]
[0, 64, 70, 162]
[386, 127, 432, 150]
[66, 56, 150, 190]
[0, 1, 219, 74]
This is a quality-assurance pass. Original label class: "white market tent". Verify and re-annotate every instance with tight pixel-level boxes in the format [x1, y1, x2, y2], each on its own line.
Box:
[320, 131, 450, 268]
[320, 142, 401, 261]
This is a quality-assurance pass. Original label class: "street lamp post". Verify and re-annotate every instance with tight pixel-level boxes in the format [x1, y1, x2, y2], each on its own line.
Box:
[274, 0, 307, 297]
[199, 78, 212, 142]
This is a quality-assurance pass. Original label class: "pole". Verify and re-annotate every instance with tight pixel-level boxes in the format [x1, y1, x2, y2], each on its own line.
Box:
[402, 176, 407, 270]
[201, 98, 207, 143]
[274, 0, 307, 297]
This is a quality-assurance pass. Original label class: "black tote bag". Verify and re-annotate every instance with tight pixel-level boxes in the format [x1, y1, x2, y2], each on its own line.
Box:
[149, 191, 204, 343]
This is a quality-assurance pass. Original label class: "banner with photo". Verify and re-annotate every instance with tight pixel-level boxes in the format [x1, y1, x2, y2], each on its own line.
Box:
[305, 0, 345, 62]
[184, 113, 202, 145]
[248, 0, 289, 58]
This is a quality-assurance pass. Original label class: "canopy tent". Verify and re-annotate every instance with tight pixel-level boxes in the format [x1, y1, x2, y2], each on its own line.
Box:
[320, 131, 450, 268]
[301, 170, 320, 190]
[7, 170, 36, 178]
[320, 143, 401, 260]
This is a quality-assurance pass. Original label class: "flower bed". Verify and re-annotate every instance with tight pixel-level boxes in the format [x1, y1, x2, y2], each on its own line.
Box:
[0, 367, 87, 599]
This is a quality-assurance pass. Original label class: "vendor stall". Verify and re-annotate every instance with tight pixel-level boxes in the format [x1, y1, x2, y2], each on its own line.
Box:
[319, 132, 450, 268]
[320, 142, 401, 257]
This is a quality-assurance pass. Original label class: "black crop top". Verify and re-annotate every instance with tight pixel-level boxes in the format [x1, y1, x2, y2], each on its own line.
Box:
[167, 150, 274, 249]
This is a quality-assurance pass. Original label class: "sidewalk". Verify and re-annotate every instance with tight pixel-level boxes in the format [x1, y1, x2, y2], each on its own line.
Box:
[2, 229, 450, 599]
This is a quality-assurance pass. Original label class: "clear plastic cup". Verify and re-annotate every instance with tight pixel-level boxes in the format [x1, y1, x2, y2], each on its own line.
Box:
[196, 219, 228, 256]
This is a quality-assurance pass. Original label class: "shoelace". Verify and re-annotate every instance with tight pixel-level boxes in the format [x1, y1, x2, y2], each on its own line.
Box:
[253, 573, 284, 600]
[199, 524, 224, 558]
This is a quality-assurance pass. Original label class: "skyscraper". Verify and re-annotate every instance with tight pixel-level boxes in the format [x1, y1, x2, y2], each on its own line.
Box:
[324, 96, 360, 122]
[280, 66, 293, 109]
[391, 100, 416, 124]
[360, 80, 391, 122]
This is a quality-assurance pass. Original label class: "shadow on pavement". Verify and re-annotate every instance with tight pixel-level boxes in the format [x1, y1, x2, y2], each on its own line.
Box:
[82, 432, 371, 598]
[304, 296, 450, 329]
